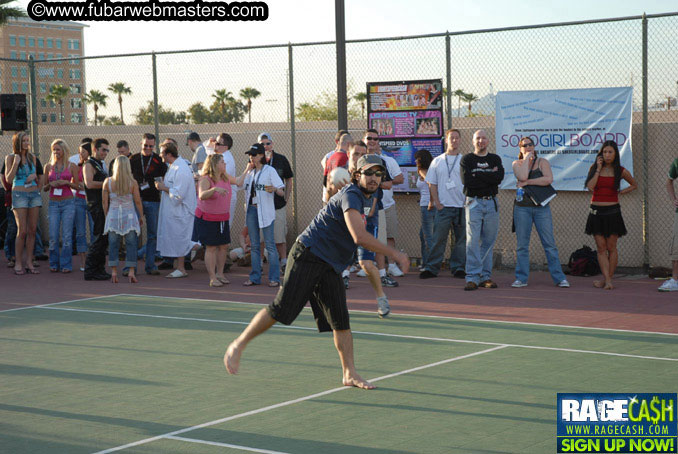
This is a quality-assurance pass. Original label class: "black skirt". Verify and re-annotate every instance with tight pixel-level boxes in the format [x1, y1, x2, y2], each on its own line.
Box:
[195, 216, 231, 246]
[585, 204, 627, 238]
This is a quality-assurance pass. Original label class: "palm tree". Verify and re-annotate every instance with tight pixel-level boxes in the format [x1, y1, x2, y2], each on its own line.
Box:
[107, 82, 132, 125]
[239, 87, 261, 123]
[0, 0, 26, 26]
[212, 89, 235, 112]
[83, 90, 108, 126]
[46, 84, 69, 125]
[454, 89, 466, 117]
[354, 92, 367, 119]
[462, 92, 479, 116]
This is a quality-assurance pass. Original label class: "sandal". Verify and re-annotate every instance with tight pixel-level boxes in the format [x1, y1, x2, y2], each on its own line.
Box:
[7, 259, 15, 268]
[25, 268, 40, 274]
[268, 281, 280, 288]
[216, 276, 230, 285]
[50, 268, 59, 273]
[61, 269, 71, 274]
[129, 275, 138, 284]
[14, 268, 25, 275]
[210, 279, 224, 287]
[242, 280, 259, 286]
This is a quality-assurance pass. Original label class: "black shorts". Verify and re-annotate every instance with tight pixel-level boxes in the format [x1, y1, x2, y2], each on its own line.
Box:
[267, 241, 350, 333]
[195, 217, 231, 246]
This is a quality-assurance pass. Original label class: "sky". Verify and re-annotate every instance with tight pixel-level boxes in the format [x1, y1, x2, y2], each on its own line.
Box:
[13, 0, 678, 55]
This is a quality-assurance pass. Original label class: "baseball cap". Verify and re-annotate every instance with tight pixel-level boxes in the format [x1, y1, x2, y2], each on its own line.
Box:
[187, 131, 201, 142]
[357, 154, 386, 172]
[258, 132, 272, 143]
[245, 143, 266, 156]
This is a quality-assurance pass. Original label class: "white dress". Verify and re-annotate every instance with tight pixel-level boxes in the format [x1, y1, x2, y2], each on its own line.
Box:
[157, 158, 199, 257]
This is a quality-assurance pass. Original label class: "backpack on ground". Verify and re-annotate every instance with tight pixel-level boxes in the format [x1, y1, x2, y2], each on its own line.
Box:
[567, 245, 601, 276]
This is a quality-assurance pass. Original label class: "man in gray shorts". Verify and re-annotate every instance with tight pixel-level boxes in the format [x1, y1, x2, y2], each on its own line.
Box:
[224, 155, 409, 389]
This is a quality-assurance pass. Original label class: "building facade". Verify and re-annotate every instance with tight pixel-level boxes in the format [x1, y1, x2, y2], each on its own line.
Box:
[0, 17, 86, 125]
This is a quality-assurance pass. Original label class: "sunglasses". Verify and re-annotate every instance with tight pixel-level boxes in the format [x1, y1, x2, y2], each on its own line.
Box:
[261, 142, 272, 146]
[365, 137, 378, 141]
[520, 143, 534, 147]
[362, 170, 384, 177]
[143, 144, 154, 149]
[215, 142, 226, 147]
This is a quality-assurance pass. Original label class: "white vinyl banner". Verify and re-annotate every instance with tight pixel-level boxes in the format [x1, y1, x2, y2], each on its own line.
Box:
[495, 87, 633, 191]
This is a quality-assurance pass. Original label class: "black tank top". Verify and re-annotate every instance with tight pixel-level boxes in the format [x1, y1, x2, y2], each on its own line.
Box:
[515, 158, 543, 207]
[85, 157, 107, 204]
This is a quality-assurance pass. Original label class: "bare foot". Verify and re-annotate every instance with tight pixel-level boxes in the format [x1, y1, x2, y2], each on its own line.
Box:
[111, 274, 119, 284]
[593, 280, 605, 288]
[343, 373, 376, 390]
[224, 341, 242, 375]
[604, 281, 614, 290]
[129, 274, 138, 284]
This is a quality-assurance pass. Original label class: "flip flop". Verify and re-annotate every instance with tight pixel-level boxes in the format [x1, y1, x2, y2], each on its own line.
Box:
[25, 268, 40, 274]
[242, 280, 259, 286]
[165, 270, 188, 278]
[217, 276, 230, 284]
[268, 281, 280, 288]
[14, 268, 25, 275]
[210, 279, 224, 287]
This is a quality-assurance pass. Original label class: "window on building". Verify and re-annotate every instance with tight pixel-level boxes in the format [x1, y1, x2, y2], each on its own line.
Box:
[49, 100, 55, 108]
[12, 82, 18, 92]
[21, 82, 28, 93]
[38, 37, 44, 48]
[47, 38, 53, 48]
[19, 51, 26, 60]
[56, 39, 62, 49]
[70, 98, 82, 109]
[69, 84, 81, 94]
[71, 113, 83, 124]
[69, 54, 79, 65]
[47, 53, 53, 59]
[28, 37, 35, 47]
[19, 36, 26, 47]
[20, 67, 27, 78]
[9, 35, 16, 46]
[38, 53, 44, 60]
[11, 67, 17, 77]
[41, 114, 47, 123]
[40, 99, 47, 108]
[50, 113, 56, 123]
[69, 69, 80, 79]
[29, 52, 35, 59]
[10, 51, 17, 59]
[57, 69, 63, 78]
[56, 53, 62, 58]
[40, 82, 46, 93]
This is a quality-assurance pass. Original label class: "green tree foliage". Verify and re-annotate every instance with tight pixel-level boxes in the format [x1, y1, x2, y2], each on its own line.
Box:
[46, 84, 70, 125]
[134, 101, 187, 125]
[83, 89, 108, 126]
[0, 0, 26, 26]
[239, 87, 261, 123]
[107, 82, 132, 125]
[296, 90, 361, 121]
[187, 102, 211, 124]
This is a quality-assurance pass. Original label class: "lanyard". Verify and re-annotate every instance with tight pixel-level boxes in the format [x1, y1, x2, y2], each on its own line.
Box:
[445, 154, 460, 179]
[142, 155, 153, 175]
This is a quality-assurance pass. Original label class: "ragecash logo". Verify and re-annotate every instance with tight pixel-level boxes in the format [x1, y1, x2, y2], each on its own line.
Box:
[557, 393, 677, 453]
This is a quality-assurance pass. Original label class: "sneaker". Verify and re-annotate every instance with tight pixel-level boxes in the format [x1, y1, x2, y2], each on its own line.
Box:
[419, 270, 436, 279]
[658, 278, 678, 292]
[377, 296, 391, 318]
[388, 263, 404, 277]
[453, 269, 466, 279]
[381, 275, 399, 287]
[356, 268, 367, 277]
[511, 280, 527, 288]
[479, 279, 498, 289]
[343, 275, 350, 289]
[349, 265, 359, 273]
[557, 279, 570, 288]
[464, 281, 478, 291]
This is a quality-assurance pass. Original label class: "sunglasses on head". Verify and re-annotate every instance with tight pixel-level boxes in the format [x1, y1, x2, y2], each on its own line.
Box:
[361, 169, 384, 177]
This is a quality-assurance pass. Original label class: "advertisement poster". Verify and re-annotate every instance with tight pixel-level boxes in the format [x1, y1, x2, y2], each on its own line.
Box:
[495, 87, 633, 191]
[367, 79, 444, 192]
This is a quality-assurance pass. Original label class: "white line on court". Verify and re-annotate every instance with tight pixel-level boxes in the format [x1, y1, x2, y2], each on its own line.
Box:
[0, 294, 125, 313]
[165, 435, 291, 454]
[40, 306, 678, 362]
[116, 293, 678, 337]
[92, 346, 507, 453]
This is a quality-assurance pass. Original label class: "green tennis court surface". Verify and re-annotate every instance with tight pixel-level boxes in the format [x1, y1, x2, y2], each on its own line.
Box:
[2, 294, 677, 454]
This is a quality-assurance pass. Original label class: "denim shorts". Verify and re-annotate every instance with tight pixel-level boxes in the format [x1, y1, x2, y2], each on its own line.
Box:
[12, 190, 43, 209]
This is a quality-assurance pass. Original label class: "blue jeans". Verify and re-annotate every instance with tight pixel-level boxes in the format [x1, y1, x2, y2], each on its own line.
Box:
[424, 206, 466, 275]
[48, 198, 75, 271]
[246, 205, 279, 284]
[465, 198, 499, 284]
[108, 231, 139, 268]
[419, 206, 436, 269]
[73, 197, 93, 254]
[142, 201, 160, 273]
[513, 204, 566, 284]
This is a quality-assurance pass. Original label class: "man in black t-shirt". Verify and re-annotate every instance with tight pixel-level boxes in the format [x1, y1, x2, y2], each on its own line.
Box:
[259, 133, 294, 270]
[460, 129, 504, 291]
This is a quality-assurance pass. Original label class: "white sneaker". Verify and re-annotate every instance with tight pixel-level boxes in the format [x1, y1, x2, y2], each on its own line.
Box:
[349, 265, 359, 273]
[557, 279, 570, 288]
[356, 268, 367, 277]
[377, 296, 390, 318]
[388, 263, 404, 277]
[511, 280, 527, 288]
[658, 278, 678, 292]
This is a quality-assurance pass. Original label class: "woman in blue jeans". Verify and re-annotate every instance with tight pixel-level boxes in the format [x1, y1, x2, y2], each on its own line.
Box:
[414, 149, 435, 270]
[43, 139, 79, 272]
[511, 137, 569, 288]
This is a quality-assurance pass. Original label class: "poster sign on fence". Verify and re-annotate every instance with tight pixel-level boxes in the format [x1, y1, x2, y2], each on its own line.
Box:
[367, 79, 444, 192]
[495, 87, 634, 191]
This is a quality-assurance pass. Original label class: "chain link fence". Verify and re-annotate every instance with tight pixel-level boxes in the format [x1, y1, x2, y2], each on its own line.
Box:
[4, 12, 678, 269]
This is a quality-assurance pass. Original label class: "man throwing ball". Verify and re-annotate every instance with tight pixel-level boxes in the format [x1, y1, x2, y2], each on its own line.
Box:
[224, 155, 409, 389]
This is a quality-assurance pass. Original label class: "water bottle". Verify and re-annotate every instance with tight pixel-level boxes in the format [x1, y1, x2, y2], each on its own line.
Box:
[516, 187, 524, 202]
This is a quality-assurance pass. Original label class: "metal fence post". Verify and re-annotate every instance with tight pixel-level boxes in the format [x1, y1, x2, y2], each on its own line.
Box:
[28, 56, 39, 158]
[445, 32, 452, 129]
[152, 52, 160, 151]
[289, 43, 298, 238]
[641, 13, 649, 269]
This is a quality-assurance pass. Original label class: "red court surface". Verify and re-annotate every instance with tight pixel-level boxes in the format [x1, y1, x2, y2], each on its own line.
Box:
[1, 259, 676, 334]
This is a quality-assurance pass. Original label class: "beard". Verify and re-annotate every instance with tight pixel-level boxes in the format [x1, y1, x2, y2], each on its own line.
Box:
[359, 181, 378, 195]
